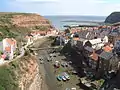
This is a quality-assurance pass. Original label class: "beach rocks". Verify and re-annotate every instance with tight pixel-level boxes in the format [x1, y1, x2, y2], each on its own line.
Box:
[105, 12, 120, 24]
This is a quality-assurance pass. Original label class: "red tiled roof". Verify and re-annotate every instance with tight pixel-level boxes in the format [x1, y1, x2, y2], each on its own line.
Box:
[90, 52, 98, 61]
[103, 45, 112, 52]
[73, 37, 79, 41]
[5, 46, 11, 52]
[6, 38, 16, 46]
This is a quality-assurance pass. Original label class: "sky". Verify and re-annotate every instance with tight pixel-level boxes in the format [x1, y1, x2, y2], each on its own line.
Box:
[0, 0, 120, 16]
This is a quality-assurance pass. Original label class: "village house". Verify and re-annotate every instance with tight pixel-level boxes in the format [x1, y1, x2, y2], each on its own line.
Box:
[98, 51, 119, 76]
[25, 35, 33, 46]
[2, 38, 17, 60]
[82, 42, 119, 78]
[89, 50, 99, 71]
[69, 29, 119, 78]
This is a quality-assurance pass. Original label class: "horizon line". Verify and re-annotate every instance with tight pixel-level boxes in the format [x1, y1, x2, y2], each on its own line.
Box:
[43, 15, 107, 17]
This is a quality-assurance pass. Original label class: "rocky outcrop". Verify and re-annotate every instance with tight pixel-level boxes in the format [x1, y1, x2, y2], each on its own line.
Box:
[105, 12, 120, 24]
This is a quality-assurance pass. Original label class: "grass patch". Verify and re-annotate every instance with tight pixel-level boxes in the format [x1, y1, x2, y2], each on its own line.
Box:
[0, 64, 19, 90]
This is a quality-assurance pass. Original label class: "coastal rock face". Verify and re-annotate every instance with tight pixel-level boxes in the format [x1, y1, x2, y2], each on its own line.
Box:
[105, 12, 120, 24]
[17, 55, 42, 90]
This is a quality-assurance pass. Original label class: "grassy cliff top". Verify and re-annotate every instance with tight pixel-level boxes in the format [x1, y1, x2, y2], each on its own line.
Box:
[0, 12, 52, 41]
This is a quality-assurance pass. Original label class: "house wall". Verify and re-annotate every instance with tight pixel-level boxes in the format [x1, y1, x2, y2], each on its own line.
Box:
[98, 58, 110, 74]
[115, 67, 120, 88]
[89, 59, 97, 70]
[3, 39, 7, 52]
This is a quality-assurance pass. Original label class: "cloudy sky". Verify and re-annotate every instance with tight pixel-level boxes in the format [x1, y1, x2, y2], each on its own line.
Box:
[0, 0, 120, 16]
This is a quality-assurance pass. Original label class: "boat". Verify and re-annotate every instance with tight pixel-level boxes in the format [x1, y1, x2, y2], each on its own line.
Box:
[61, 75, 67, 81]
[57, 75, 62, 81]
[63, 72, 70, 80]
[66, 88, 70, 90]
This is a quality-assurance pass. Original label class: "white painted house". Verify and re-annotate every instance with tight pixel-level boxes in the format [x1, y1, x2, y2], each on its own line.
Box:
[2, 38, 17, 60]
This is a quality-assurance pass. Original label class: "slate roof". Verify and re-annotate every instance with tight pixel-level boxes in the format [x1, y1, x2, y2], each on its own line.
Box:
[99, 51, 113, 60]
[89, 38, 102, 45]
[109, 32, 119, 37]
[78, 30, 97, 40]
[87, 32, 96, 40]
[95, 49, 103, 54]
[76, 40, 84, 50]
[84, 46, 94, 52]
[78, 30, 88, 39]
[98, 30, 110, 38]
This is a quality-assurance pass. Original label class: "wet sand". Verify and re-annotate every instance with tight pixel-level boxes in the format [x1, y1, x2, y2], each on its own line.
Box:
[34, 38, 60, 90]
[34, 38, 82, 90]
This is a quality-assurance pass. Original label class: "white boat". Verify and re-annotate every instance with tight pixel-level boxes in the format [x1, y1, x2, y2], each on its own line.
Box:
[61, 76, 66, 81]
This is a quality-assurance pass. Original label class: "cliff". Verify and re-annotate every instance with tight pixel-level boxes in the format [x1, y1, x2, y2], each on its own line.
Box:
[105, 12, 120, 24]
[0, 12, 53, 40]
[0, 51, 42, 90]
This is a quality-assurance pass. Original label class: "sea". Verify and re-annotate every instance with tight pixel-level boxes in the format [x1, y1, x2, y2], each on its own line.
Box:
[44, 16, 106, 30]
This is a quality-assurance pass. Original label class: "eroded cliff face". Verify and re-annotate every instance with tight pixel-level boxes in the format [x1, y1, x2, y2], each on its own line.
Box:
[11, 14, 51, 28]
[18, 55, 40, 90]
[11, 52, 42, 90]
